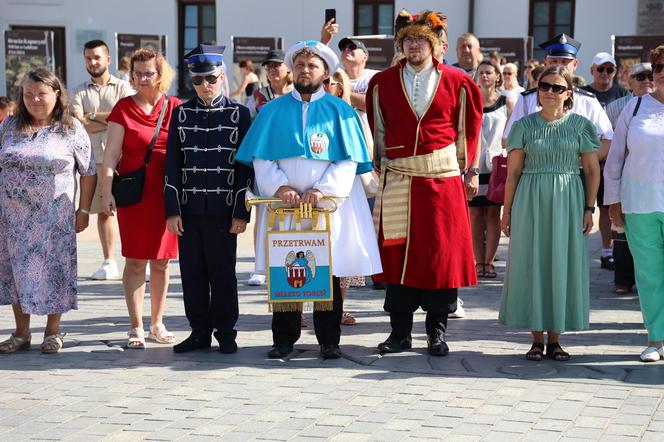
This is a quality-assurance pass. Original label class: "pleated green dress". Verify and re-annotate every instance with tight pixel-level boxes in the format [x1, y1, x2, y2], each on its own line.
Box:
[499, 112, 600, 332]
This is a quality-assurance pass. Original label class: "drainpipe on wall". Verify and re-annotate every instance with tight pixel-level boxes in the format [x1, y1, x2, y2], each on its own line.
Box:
[468, 0, 475, 34]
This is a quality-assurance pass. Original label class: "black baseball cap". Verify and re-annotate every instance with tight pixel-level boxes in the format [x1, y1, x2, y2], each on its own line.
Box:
[261, 49, 285, 66]
[338, 38, 368, 54]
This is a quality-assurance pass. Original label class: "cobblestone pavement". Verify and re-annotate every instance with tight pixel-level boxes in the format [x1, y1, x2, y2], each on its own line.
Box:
[1, 218, 662, 441]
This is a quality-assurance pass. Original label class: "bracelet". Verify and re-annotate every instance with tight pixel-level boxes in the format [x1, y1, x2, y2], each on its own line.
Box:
[78, 208, 91, 214]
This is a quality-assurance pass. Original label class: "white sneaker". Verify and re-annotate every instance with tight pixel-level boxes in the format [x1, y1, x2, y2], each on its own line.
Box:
[90, 259, 119, 280]
[640, 346, 663, 362]
[247, 273, 266, 286]
[145, 265, 151, 282]
[449, 298, 465, 319]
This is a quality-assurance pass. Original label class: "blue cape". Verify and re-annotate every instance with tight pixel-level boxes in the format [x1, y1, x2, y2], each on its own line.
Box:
[236, 92, 372, 174]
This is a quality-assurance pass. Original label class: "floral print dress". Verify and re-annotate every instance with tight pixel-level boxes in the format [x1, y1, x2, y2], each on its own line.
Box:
[0, 118, 95, 315]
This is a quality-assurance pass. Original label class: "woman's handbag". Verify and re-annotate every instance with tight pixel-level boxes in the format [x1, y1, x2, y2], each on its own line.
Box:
[486, 154, 508, 204]
[112, 97, 168, 207]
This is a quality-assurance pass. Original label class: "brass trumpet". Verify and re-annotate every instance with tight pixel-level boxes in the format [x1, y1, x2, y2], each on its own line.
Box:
[245, 189, 347, 213]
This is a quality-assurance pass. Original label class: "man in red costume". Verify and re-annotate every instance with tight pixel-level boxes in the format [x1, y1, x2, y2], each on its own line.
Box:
[366, 12, 483, 356]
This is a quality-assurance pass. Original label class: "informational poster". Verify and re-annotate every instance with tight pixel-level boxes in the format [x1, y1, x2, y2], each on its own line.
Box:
[613, 35, 664, 87]
[230, 36, 283, 104]
[4, 29, 55, 99]
[115, 33, 167, 65]
[351, 36, 395, 71]
[479, 37, 533, 71]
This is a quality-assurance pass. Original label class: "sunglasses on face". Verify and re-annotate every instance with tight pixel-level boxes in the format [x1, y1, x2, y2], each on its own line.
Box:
[633, 72, 653, 81]
[342, 44, 358, 52]
[653, 63, 664, 74]
[323, 78, 338, 86]
[595, 66, 615, 74]
[191, 74, 221, 86]
[538, 81, 568, 94]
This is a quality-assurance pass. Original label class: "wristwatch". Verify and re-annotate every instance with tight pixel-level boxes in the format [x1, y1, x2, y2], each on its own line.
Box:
[584, 206, 596, 213]
[467, 167, 480, 175]
[88, 112, 97, 121]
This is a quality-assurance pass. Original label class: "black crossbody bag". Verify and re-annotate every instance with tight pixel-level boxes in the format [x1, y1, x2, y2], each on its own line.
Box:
[112, 97, 169, 207]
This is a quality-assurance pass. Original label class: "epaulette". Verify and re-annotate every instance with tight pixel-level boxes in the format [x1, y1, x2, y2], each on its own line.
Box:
[573, 87, 596, 98]
[521, 88, 537, 96]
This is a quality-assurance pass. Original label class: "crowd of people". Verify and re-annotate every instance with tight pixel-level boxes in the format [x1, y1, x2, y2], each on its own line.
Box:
[0, 9, 662, 363]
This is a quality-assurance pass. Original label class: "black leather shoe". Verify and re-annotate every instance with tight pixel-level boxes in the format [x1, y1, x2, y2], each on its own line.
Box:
[267, 344, 293, 359]
[320, 344, 342, 359]
[427, 330, 449, 356]
[377, 334, 412, 353]
[213, 332, 238, 354]
[600, 255, 615, 270]
[173, 334, 211, 353]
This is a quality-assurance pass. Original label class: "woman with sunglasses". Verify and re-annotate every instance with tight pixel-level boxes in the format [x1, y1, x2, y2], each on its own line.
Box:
[499, 66, 601, 362]
[604, 46, 664, 362]
[101, 49, 181, 349]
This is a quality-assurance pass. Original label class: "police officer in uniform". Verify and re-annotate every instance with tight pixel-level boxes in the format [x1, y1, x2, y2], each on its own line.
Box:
[503, 34, 613, 143]
[165, 44, 253, 353]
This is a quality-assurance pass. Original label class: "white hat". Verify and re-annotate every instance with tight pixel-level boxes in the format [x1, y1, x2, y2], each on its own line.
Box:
[592, 52, 616, 67]
[630, 62, 652, 76]
[284, 40, 338, 73]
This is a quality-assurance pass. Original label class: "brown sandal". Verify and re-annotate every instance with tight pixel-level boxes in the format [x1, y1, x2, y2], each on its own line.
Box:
[475, 263, 486, 278]
[0, 333, 31, 354]
[341, 312, 357, 326]
[484, 263, 497, 278]
[41, 333, 65, 354]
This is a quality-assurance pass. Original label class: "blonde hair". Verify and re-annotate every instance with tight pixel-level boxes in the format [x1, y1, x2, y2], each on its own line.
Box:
[331, 70, 351, 104]
[130, 48, 175, 94]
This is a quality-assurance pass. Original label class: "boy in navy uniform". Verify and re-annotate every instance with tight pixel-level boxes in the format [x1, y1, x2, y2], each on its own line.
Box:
[165, 44, 253, 353]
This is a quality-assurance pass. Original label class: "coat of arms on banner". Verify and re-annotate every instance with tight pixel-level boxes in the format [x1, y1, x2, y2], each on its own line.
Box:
[267, 230, 332, 305]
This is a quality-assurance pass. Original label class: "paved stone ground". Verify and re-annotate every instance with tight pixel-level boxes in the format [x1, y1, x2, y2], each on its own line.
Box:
[1, 216, 662, 441]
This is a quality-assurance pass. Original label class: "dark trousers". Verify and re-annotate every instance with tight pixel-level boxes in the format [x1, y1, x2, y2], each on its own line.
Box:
[384, 284, 458, 337]
[179, 214, 239, 340]
[613, 232, 636, 287]
[272, 276, 342, 346]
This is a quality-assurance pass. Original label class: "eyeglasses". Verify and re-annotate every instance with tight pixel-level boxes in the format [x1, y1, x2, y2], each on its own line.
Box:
[403, 36, 428, 45]
[133, 71, 158, 80]
[653, 63, 664, 74]
[633, 72, 653, 81]
[538, 81, 568, 94]
[323, 78, 338, 86]
[191, 74, 221, 86]
[595, 66, 615, 74]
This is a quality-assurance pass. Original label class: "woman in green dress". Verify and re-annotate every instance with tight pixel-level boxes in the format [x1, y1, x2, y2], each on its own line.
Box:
[499, 66, 601, 361]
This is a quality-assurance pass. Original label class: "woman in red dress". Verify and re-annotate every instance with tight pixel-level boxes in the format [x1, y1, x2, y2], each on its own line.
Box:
[101, 49, 180, 348]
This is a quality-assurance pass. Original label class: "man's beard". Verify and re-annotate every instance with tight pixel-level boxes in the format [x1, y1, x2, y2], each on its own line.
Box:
[294, 77, 322, 94]
[87, 66, 107, 78]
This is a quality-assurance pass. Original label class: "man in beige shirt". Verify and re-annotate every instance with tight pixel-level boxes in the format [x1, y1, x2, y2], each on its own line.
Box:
[71, 39, 133, 280]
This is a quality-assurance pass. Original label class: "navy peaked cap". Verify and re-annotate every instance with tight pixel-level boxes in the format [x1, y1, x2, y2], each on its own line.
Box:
[538, 33, 581, 59]
[185, 44, 226, 74]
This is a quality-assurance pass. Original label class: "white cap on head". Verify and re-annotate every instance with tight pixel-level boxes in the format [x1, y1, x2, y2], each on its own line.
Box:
[284, 40, 339, 73]
[592, 52, 616, 67]
[630, 62, 652, 76]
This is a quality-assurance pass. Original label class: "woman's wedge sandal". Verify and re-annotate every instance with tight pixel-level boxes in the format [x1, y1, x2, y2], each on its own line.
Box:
[526, 342, 545, 361]
[546, 342, 571, 361]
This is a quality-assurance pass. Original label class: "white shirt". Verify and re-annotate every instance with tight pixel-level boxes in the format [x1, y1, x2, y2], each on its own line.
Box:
[503, 88, 614, 140]
[346, 68, 378, 144]
[604, 94, 664, 213]
[402, 60, 440, 118]
[251, 87, 382, 277]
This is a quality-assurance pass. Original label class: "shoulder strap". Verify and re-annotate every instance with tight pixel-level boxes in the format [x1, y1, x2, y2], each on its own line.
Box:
[632, 96, 642, 117]
[143, 96, 169, 165]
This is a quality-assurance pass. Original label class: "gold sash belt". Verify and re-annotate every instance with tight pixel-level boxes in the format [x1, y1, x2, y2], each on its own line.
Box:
[373, 145, 461, 245]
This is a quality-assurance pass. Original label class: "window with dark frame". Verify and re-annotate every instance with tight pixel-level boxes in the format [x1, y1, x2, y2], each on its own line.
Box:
[178, 0, 216, 97]
[529, 0, 575, 61]
[354, 0, 395, 36]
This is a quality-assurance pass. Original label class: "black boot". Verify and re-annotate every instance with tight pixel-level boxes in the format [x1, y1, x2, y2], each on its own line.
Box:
[320, 344, 342, 359]
[213, 331, 238, 354]
[377, 313, 413, 353]
[425, 309, 449, 356]
[173, 333, 211, 353]
[267, 343, 294, 359]
[427, 329, 449, 356]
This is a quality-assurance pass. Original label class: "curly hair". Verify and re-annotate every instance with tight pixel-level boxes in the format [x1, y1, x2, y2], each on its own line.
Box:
[14, 68, 74, 135]
[130, 48, 175, 94]
[649, 45, 664, 64]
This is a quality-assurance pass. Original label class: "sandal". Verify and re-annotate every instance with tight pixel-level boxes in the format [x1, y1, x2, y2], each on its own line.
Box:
[484, 263, 497, 279]
[41, 333, 65, 354]
[0, 333, 31, 354]
[475, 263, 486, 278]
[613, 284, 631, 295]
[526, 342, 544, 361]
[127, 327, 145, 349]
[341, 312, 357, 326]
[546, 342, 571, 361]
[147, 323, 175, 344]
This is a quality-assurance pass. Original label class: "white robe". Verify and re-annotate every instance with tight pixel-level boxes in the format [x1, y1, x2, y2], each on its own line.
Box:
[253, 156, 382, 277]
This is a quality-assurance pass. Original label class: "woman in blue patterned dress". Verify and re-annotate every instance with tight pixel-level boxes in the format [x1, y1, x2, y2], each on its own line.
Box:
[0, 68, 97, 354]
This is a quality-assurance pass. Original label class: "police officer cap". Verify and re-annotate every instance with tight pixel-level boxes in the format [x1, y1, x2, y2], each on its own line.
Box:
[284, 40, 338, 72]
[185, 44, 226, 75]
[539, 33, 581, 59]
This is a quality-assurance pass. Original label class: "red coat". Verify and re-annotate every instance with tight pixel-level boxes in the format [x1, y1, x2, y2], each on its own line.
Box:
[366, 58, 483, 289]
